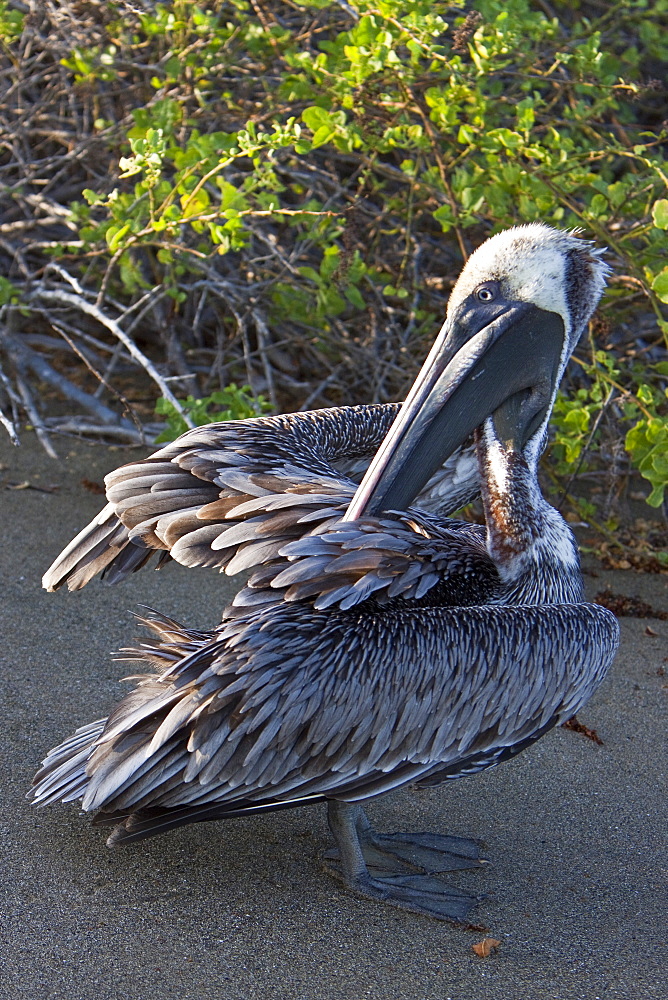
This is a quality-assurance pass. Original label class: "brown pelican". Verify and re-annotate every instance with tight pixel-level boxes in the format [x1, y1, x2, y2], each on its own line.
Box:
[31, 224, 620, 922]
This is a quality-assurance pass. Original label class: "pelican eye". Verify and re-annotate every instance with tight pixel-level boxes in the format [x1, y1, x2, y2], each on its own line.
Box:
[475, 284, 497, 302]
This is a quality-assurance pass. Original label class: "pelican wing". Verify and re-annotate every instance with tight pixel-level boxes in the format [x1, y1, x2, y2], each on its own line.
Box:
[224, 513, 495, 614]
[43, 404, 479, 593]
[43, 405, 396, 591]
[30, 601, 619, 844]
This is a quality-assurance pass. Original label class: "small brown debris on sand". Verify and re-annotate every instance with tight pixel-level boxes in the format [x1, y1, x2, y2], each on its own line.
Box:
[562, 715, 604, 745]
[472, 938, 501, 957]
[594, 589, 668, 621]
[81, 478, 106, 494]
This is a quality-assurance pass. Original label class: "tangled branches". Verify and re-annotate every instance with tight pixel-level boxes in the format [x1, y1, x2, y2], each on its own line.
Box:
[0, 0, 666, 521]
[0, 1, 462, 453]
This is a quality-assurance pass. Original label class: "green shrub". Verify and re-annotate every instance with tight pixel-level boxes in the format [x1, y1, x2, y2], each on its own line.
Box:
[0, 0, 666, 523]
[155, 384, 272, 441]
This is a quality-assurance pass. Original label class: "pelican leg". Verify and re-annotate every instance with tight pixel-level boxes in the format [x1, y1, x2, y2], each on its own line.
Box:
[326, 800, 483, 922]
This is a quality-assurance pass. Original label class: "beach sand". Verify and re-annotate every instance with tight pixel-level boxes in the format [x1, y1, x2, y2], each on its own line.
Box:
[1, 431, 666, 1000]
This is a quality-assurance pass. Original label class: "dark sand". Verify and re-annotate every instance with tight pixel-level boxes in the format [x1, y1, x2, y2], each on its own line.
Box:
[1, 432, 666, 1000]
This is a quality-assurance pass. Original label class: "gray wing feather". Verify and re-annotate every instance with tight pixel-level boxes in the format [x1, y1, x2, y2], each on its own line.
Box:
[224, 514, 494, 614]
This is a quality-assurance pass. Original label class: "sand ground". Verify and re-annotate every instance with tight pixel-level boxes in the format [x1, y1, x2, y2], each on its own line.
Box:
[1, 431, 666, 1000]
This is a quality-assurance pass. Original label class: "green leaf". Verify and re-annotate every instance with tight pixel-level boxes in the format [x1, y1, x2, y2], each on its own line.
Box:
[344, 285, 365, 309]
[457, 124, 475, 145]
[180, 188, 211, 218]
[106, 224, 130, 251]
[311, 125, 335, 148]
[651, 267, 668, 303]
[626, 416, 668, 507]
[652, 199, 668, 229]
[589, 193, 608, 217]
[155, 386, 272, 442]
[0, 275, 19, 306]
[433, 203, 454, 232]
[302, 106, 332, 131]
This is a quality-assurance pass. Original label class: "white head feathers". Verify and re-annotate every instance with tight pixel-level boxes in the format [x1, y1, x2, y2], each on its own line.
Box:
[447, 223, 609, 342]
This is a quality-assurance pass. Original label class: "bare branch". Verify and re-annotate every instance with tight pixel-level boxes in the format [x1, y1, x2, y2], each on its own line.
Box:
[30, 285, 195, 428]
[15, 373, 58, 458]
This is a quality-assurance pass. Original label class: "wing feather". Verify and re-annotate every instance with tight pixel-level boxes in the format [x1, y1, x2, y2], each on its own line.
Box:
[43, 404, 480, 593]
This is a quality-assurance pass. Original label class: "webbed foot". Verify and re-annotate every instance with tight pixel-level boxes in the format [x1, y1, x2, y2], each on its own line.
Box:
[341, 869, 482, 921]
[347, 828, 485, 873]
[326, 800, 486, 922]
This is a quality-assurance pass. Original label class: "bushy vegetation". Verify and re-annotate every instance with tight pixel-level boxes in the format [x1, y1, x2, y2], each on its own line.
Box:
[0, 1, 666, 545]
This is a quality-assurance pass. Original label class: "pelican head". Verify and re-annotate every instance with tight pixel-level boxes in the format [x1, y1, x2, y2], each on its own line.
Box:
[346, 224, 609, 518]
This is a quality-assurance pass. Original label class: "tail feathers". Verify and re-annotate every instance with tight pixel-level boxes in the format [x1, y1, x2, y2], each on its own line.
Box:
[98, 793, 325, 847]
[43, 504, 168, 592]
[30, 719, 106, 805]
